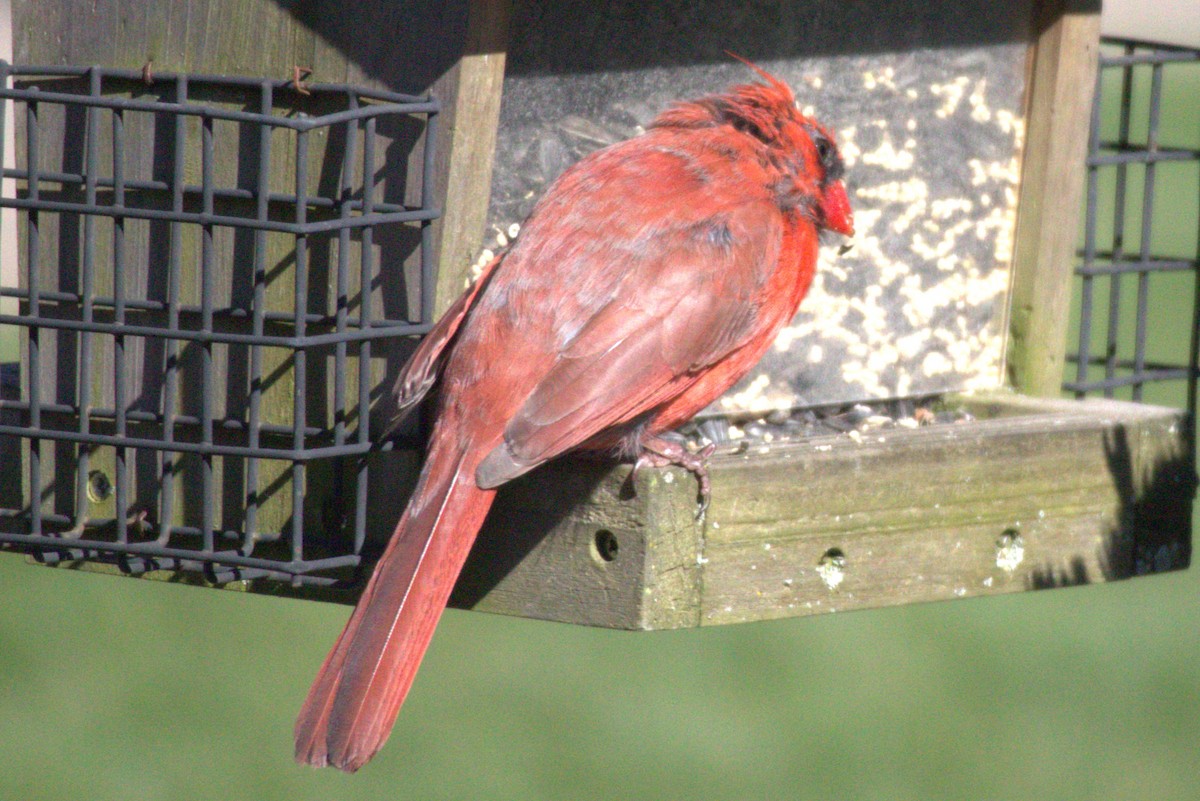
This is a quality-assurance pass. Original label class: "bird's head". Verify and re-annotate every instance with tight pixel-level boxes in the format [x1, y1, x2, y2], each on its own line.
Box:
[651, 57, 855, 238]
[793, 116, 854, 238]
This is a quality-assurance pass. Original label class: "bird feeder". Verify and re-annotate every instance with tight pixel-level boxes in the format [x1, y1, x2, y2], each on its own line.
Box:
[0, 0, 1192, 628]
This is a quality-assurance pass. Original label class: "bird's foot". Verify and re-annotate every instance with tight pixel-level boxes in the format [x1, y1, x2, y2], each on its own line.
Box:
[631, 436, 716, 522]
[291, 66, 313, 96]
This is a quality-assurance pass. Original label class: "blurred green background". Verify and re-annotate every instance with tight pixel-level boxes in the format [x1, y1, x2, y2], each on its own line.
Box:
[1, 46, 1198, 801]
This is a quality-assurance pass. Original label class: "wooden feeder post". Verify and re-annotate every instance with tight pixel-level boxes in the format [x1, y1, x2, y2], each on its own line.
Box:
[427, 0, 513, 319]
[1008, 0, 1103, 397]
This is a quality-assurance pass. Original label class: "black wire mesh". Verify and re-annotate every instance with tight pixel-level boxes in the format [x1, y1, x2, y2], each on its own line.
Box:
[1066, 38, 1200, 414]
[0, 64, 440, 587]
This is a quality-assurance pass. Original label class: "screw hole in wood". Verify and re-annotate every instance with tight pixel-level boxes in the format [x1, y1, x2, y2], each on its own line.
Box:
[593, 529, 619, 563]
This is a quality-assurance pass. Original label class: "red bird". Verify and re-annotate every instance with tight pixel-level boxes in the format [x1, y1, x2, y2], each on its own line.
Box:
[294, 62, 853, 772]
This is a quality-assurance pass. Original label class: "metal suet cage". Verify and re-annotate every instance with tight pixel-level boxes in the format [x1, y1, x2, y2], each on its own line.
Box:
[0, 64, 440, 587]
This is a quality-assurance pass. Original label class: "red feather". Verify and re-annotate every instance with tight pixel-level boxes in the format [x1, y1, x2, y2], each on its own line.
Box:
[295, 63, 853, 771]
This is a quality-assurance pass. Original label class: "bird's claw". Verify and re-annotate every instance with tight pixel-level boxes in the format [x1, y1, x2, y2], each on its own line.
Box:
[291, 66, 313, 96]
[633, 437, 715, 522]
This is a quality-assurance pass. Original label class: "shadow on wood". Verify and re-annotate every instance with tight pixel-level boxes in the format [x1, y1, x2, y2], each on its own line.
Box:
[1028, 420, 1195, 588]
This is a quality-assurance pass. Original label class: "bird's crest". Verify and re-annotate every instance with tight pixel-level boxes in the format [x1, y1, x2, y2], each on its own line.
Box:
[649, 53, 800, 145]
[723, 50, 792, 98]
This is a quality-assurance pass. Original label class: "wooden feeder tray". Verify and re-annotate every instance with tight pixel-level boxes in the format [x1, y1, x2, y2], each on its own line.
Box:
[441, 392, 1192, 629]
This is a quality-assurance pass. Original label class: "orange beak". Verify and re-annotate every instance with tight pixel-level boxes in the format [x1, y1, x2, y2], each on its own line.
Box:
[819, 180, 854, 237]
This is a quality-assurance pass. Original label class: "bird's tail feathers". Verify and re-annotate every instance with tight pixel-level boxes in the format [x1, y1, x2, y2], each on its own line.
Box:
[294, 430, 495, 772]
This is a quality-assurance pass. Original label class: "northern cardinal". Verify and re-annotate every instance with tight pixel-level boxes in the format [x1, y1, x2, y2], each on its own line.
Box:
[294, 61, 853, 772]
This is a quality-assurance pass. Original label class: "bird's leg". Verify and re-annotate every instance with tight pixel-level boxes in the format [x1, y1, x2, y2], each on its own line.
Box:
[632, 435, 716, 521]
[291, 65, 313, 96]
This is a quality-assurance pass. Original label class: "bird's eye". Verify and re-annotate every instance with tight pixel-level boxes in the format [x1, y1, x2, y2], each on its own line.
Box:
[810, 130, 843, 182]
[814, 135, 832, 166]
[802, 122, 843, 182]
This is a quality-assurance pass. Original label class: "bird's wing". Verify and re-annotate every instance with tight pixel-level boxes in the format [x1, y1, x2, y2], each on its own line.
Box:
[476, 196, 783, 487]
[384, 253, 504, 435]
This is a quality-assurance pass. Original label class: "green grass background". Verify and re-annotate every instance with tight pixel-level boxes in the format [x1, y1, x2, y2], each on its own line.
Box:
[1, 53, 1198, 801]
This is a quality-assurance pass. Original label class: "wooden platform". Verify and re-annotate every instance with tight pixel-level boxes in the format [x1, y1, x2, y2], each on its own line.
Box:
[444, 392, 1193, 629]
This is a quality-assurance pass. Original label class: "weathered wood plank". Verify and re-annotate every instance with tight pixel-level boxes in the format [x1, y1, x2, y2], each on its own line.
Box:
[697, 395, 1178, 624]
[428, 0, 513, 315]
[451, 458, 704, 630]
[1007, 0, 1102, 395]
[444, 393, 1190, 629]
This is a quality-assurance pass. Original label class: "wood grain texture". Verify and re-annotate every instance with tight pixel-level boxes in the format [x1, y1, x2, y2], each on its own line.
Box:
[1007, 0, 1102, 395]
[442, 392, 1191, 628]
[449, 457, 703, 630]
[697, 394, 1187, 624]
[429, 0, 513, 316]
